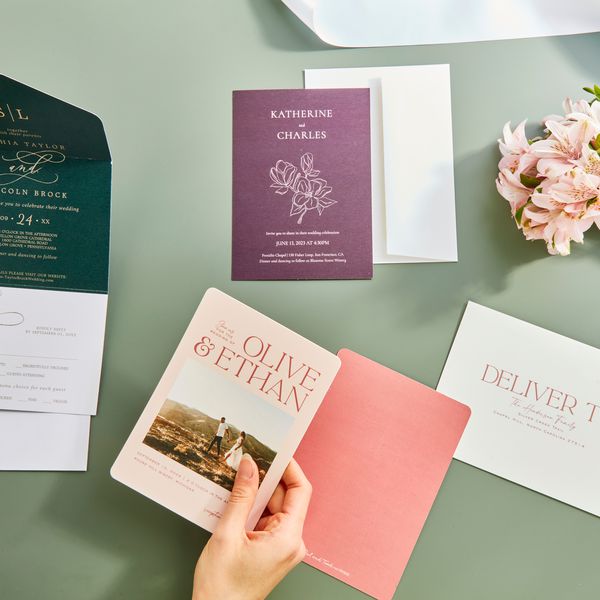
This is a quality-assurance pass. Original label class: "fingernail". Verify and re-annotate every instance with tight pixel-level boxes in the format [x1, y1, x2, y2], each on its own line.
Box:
[237, 454, 254, 480]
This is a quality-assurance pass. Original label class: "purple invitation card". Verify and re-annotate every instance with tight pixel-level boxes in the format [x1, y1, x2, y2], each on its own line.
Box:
[232, 89, 372, 280]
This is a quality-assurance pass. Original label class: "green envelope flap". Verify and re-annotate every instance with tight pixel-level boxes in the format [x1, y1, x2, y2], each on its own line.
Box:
[0, 74, 111, 162]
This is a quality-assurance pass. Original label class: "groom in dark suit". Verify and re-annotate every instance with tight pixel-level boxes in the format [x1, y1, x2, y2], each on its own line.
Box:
[206, 417, 230, 457]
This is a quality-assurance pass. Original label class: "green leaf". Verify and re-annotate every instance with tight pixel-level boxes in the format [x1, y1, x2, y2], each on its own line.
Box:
[586, 197, 598, 209]
[593, 133, 600, 151]
[520, 173, 543, 188]
[515, 199, 532, 225]
[584, 85, 600, 105]
[515, 205, 525, 225]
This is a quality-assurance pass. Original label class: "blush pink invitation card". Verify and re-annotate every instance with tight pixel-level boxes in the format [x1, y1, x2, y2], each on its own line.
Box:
[295, 349, 471, 600]
[438, 302, 600, 516]
[111, 288, 340, 532]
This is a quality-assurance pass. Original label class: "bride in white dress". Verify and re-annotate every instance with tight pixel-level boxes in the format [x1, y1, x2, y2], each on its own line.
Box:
[224, 431, 246, 471]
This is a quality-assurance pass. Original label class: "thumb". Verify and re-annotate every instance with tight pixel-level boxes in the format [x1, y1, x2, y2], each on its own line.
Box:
[217, 454, 259, 535]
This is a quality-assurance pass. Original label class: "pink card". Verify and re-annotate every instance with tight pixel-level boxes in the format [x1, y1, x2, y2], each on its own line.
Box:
[295, 349, 471, 600]
[111, 289, 340, 532]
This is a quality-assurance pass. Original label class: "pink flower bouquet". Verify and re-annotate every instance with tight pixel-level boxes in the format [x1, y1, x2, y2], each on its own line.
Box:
[496, 86, 600, 255]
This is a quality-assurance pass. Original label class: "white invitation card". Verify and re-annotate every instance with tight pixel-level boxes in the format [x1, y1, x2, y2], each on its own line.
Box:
[438, 302, 600, 516]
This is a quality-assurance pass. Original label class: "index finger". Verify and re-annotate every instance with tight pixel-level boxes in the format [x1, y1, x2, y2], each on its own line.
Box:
[281, 459, 312, 527]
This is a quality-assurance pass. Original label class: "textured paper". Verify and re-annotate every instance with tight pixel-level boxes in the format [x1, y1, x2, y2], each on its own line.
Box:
[438, 302, 600, 516]
[0, 74, 111, 295]
[0, 74, 111, 420]
[112, 288, 340, 532]
[296, 349, 471, 600]
[284, 0, 600, 47]
[305, 65, 456, 264]
[232, 89, 372, 280]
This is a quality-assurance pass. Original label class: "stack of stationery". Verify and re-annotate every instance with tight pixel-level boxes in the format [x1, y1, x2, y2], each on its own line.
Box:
[0, 75, 111, 471]
[108, 53, 600, 600]
[231, 64, 457, 279]
[111, 289, 600, 598]
[111, 289, 471, 600]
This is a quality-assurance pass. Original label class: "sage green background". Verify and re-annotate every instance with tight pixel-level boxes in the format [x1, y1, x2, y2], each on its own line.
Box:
[1, 2, 599, 599]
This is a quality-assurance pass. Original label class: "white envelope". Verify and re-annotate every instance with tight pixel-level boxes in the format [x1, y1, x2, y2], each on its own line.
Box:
[438, 302, 600, 516]
[0, 411, 90, 471]
[305, 65, 457, 263]
[284, 0, 600, 47]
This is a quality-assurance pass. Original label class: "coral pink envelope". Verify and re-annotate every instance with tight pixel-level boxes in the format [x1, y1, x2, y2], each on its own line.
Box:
[295, 349, 471, 600]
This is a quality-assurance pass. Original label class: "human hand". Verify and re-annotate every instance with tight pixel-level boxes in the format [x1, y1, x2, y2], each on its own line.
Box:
[193, 456, 312, 600]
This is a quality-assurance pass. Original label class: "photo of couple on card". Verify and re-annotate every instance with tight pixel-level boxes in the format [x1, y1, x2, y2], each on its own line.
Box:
[142, 359, 292, 492]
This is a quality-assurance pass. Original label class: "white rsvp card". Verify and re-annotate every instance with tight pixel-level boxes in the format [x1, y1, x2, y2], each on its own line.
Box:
[305, 65, 457, 264]
[438, 302, 600, 516]
[0, 286, 107, 416]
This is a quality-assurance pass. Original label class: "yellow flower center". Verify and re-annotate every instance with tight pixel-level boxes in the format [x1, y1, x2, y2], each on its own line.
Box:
[584, 153, 600, 176]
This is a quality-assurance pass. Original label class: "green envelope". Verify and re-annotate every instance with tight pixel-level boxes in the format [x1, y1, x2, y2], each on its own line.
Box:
[0, 74, 111, 293]
[0, 76, 111, 443]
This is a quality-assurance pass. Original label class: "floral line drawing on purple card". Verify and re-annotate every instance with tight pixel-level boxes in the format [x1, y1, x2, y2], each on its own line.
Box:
[269, 152, 337, 225]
